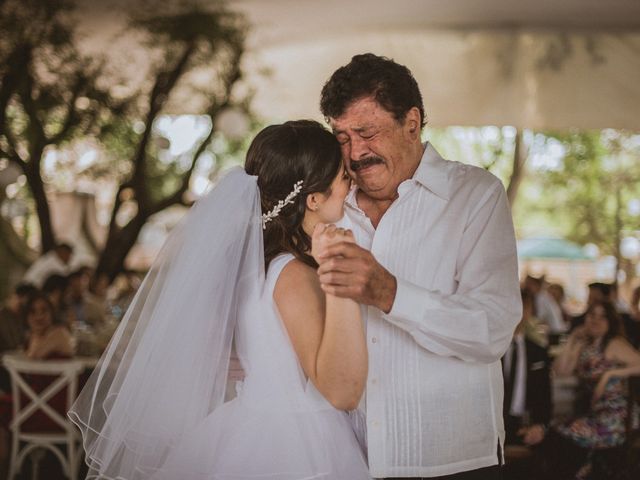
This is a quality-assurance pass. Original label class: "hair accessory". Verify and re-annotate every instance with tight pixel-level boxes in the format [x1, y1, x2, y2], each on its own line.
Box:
[261, 180, 304, 229]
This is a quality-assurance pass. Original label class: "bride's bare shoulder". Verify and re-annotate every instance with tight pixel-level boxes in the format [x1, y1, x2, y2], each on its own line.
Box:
[273, 258, 322, 305]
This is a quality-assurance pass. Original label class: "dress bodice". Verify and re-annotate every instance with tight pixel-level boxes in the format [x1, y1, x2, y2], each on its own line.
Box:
[233, 253, 332, 411]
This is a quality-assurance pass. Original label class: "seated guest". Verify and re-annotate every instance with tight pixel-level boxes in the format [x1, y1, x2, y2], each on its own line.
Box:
[42, 273, 71, 324]
[502, 289, 552, 447]
[0, 284, 37, 392]
[525, 275, 567, 338]
[24, 292, 75, 360]
[0, 283, 36, 354]
[66, 268, 105, 328]
[610, 283, 639, 348]
[571, 282, 611, 331]
[0, 292, 77, 462]
[631, 285, 640, 321]
[534, 301, 640, 479]
[547, 283, 572, 332]
[22, 243, 74, 289]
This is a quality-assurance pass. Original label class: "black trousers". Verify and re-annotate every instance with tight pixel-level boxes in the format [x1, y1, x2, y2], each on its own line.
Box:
[385, 464, 502, 479]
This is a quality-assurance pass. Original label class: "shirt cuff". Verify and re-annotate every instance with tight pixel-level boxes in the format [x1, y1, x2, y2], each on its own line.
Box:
[388, 277, 440, 321]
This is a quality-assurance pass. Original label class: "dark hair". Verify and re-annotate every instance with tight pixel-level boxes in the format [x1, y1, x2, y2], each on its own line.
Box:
[588, 282, 612, 298]
[55, 243, 73, 253]
[15, 283, 37, 298]
[320, 53, 426, 128]
[67, 268, 88, 282]
[244, 120, 342, 269]
[42, 274, 68, 294]
[520, 288, 537, 317]
[586, 301, 624, 351]
[23, 291, 56, 326]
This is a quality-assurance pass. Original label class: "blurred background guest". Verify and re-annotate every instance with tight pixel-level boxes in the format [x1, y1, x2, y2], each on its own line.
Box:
[0, 284, 36, 355]
[524, 275, 567, 342]
[547, 283, 572, 332]
[41, 274, 70, 325]
[21, 243, 74, 289]
[0, 284, 37, 392]
[66, 268, 105, 329]
[534, 301, 640, 479]
[502, 288, 553, 447]
[610, 283, 639, 348]
[107, 270, 142, 320]
[631, 286, 640, 321]
[571, 282, 611, 331]
[24, 292, 75, 360]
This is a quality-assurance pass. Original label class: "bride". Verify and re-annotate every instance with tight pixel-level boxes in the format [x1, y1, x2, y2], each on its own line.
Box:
[69, 120, 372, 479]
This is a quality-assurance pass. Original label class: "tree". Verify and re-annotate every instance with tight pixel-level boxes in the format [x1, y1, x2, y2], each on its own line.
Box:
[526, 130, 640, 283]
[0, 0, 128, 253]
[426, 126, 529, 206]
[94, 6, 247, 281]
[0, 0, 249, 282]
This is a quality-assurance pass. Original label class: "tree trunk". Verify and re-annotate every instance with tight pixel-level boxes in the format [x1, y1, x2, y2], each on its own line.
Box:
[23, 158, 56, 253]
[506, 128, 528, 206]
[95, 214, 148, 281]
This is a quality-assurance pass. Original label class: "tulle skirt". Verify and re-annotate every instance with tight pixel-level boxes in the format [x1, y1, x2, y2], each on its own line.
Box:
[145, 397, 371, 480]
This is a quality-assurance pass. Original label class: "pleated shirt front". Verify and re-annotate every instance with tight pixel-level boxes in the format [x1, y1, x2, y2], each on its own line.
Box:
[340, 143, 522, 478]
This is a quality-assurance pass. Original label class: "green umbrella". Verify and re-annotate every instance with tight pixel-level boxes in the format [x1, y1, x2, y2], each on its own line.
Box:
[517, 237, 592, 260]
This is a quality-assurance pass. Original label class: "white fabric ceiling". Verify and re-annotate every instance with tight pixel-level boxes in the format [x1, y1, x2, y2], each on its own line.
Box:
[231, 0, 640, 129]
[78, 0, 640, 129]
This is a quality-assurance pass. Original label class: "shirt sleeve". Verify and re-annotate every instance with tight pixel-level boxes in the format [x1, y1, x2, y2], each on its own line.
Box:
[384, 182, 522, 364]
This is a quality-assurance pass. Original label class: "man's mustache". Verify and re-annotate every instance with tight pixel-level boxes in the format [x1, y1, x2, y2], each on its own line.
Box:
[350, 156, 384, 172]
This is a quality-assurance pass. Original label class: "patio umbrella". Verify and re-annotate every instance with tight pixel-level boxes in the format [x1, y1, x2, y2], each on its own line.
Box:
[517, 237, 592, 260]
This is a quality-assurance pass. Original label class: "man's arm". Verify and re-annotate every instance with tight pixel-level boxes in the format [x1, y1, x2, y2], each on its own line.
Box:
[317, 183, 522, 364]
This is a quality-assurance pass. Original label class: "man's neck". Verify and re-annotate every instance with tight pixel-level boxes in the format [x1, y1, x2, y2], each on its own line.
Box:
[356, 192, 394, 229]
[355, 143, 425, 229]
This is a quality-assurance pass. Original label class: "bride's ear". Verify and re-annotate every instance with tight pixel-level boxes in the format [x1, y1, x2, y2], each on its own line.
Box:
[306, 193, 320, 212]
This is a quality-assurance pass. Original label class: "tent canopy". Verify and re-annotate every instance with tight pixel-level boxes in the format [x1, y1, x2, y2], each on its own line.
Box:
[79, 0, 640, 129]
[517, 237, 593, 260]
[232, 0, 640, 129]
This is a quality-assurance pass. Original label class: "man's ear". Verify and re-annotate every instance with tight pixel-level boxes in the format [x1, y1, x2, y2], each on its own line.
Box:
[405, 107, 421, 141]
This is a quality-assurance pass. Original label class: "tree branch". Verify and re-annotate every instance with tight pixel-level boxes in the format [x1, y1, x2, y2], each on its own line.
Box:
[0, 44, 32, 134]
[18, 69, 46, 150]
[506, 129, 528, 206]
[131, 41, 197, 212]
[48, 73, 86, 144]
[1, 127, 28, 169]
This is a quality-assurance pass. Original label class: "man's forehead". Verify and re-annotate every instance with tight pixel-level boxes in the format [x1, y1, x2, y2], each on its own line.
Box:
[330, 121, 376, 134]
[329, 98, 395, 132]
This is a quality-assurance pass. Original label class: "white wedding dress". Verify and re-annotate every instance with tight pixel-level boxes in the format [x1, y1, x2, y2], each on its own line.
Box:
[70, 169, 370, 480]
[150, 253, 370, 480]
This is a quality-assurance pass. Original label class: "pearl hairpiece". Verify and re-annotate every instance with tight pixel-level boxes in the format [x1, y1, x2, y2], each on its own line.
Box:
[261, 180, 304, 230]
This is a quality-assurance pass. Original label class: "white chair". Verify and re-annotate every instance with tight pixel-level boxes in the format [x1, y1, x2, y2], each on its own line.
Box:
[2, 354, 85, 480]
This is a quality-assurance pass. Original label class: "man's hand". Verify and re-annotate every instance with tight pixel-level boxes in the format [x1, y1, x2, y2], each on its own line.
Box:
[314, 231, 397, 313]
[517, 424, 546, 446]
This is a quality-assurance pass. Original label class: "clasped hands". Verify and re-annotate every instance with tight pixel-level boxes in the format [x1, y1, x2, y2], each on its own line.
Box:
[311, 223, 397, 313]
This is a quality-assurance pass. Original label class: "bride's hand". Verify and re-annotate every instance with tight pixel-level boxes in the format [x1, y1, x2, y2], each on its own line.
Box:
[311, 224, 354, 264]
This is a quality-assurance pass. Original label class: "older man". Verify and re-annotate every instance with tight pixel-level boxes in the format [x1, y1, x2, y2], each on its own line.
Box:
[317, 53, 521, 479]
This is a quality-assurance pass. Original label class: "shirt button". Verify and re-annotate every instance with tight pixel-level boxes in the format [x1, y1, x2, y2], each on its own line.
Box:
[371, 337, 377, 344]
[371, 378, 377, 385]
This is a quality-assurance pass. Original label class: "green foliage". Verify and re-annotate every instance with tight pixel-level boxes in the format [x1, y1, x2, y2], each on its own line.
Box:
[426, 126, 517, 187]
[530, 130, 640, 255]
[426, 126, 640, 271]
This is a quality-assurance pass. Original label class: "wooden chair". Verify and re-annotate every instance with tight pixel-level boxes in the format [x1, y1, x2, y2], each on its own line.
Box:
[2, 355, 85, 480]
[624, 375, 640, 477]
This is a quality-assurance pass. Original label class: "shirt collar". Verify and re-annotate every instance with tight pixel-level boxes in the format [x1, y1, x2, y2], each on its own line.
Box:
[412, 142, 451, 201]
[344, 141, 451, 211]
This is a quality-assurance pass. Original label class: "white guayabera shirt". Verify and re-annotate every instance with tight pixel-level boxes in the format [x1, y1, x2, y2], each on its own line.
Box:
[340, 143, 522, 478]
